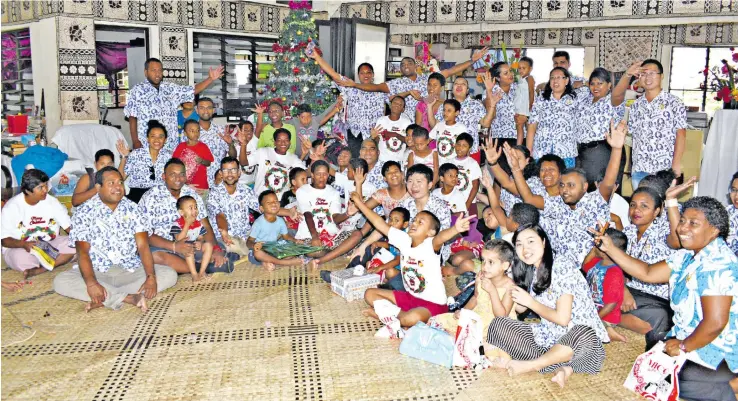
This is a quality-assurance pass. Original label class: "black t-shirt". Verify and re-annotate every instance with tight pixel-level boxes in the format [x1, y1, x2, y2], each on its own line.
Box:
[280, 190, 297, 207]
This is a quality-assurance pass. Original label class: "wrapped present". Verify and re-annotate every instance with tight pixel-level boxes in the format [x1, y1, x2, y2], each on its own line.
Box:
[260, 240, 323, 259]
[330, 267, 381, 301]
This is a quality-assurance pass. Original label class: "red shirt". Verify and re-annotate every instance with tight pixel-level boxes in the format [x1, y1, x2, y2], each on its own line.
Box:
[582, 257, 624, 324]
[173, 141, 214, 190]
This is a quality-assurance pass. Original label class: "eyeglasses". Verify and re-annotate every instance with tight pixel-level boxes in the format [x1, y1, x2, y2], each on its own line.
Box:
[729, 188, 738, 194]
[549, 76, 568, 81]
[149, 166, 155, 181]
[221, 168, 239, 174]
[639, 71, 660, 78]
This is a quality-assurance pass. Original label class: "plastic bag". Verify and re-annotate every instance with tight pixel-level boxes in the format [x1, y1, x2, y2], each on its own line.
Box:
[623, 341, 687, 401]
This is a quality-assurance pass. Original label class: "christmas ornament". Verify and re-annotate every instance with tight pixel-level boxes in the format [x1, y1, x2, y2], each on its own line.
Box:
[291, 85, 298, 92]
[303, 86, 309, 93]
[282, 97, 287, 101]
[257, 88, 264, 95]
[293, 67, 301, 74]
[297, 30, 302, 35]
[271, 87, 277, 92]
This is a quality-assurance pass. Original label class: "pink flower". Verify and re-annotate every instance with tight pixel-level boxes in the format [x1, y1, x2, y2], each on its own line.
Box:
[722, 65, 729, 75]
[717, 86, 732, 102]
[732, 53, 738, 62]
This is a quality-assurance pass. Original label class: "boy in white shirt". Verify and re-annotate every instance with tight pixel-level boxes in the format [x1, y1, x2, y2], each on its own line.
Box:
[453, 133, 482, 212]
[372, 96, 412, 164]
[352, 190, 475, 339]
[297, 161, 358, 269]
[429, 99, 468, 165]
[243, 128, 305, 199]
[432, 163, 468, 215]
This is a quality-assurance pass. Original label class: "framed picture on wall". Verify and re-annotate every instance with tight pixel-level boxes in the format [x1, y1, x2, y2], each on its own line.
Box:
[387, 61, 402, 77]
[389, 48, 401, 60]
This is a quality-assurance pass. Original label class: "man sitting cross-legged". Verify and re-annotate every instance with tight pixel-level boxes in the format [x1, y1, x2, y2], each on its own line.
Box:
[207, 156, 298, 257]
[53, 167, 177, 312]
[138, 158, 236, 276]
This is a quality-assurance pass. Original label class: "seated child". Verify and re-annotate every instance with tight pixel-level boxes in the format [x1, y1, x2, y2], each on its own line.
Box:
[405, 126, 439, 184]
[296, 161, 358, 269]
[402, 124, 418, 170]
[433, 163, 468, 214]
[280, 167, 308, 236]
[372, 96, 411, 164]
[171, 196, 214, 283]
[583, 227, 627, 343]
[346, 207, 409, 282]
[480, 169, 539, 244]
[352, 189, 475, 339]
[432, 239, 517, 336]
[247, 190, 302, 271]
[173, 119, 214, 191]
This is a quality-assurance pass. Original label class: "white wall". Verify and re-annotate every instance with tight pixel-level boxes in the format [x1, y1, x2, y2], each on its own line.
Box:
[30, 19, 61, 140]
[355, 24, 388, 81]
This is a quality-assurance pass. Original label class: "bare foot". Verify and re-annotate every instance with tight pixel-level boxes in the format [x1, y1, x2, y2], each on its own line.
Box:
[361, 308, 379, 320]
[133, 294, 148, 313]
[551, 366, 574, 388]
[263, 262, 276, 272]
[506, 360, 537, 377]
[199, 274, 212, 282]
[487, 355, 512, 370]
[191, 275, 202, 285]
[85, 302, 104, 313]
[23, 266, 47, 279]
[606, 325, 627, 343]
[308, 259, 319, 271]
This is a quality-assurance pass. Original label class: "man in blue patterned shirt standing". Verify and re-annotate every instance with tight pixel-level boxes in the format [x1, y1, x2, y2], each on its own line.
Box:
[125, 58, 224, 152]
[53, 167, 178, 312]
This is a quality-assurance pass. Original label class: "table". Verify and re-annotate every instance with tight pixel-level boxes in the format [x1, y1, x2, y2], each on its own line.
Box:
[698, 110, 738, 205]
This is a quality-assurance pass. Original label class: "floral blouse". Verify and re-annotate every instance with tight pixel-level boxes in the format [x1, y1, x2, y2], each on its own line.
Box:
[530, 255, 610, 348]
[575, 90, 625, 144]
[489, 83, 519, 140]
[340, 87, 389, 139]
[371, 188, 411, 218]
[726, 204, 738, 255]
[124, 147, 172, 189]
[666, 238, 738, 371]
[623, 222, 676, 299]
[628, 90, 687, 174]
[528, 93, 579, 159]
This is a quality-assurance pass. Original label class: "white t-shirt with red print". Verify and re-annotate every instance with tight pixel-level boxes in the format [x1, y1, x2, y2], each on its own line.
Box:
[388, 227, 446, 305]
[453, 156, 482, 206]
[295, 184, 343, 241]
[375, 115, 412, 164]
[1, 193, 71, 253]
[432, 187, 468, 214]
[250, 147, 305, 199]
[429, 121, 468, 165]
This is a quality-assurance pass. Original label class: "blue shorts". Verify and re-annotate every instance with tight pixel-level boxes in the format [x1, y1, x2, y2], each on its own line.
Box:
[247, 250, 262, 266]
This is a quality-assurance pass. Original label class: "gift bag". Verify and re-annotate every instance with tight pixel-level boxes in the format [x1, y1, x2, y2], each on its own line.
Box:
[399, 322, 454, 368]
[623, 341, 687, 401]
[453, 309, 484, 368]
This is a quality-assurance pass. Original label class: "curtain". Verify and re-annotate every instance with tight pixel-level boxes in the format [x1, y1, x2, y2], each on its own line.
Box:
[96, 42, 131, 92]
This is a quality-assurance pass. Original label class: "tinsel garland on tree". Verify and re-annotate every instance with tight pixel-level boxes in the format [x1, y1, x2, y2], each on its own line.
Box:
[258, 0, 337, 116]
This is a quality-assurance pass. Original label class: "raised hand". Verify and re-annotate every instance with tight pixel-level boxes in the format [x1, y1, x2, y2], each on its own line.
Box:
[354, 166, 365, 186]
[626, 61, 643, 78]
[472, 46, 490, 63]
[209, 65, 225, 81]
[483, 138, 502, 165]
[408, 90, 422, 100]
[606, 119, 627, 149]
[454, 212, 475, 233]
[481, 168, 494, 189]
[502, 142, 524, 172]
[116, 139, 130, 158]
[424, 95, 438, 106]
[251, 104, 266, 115]
[370, 125, 384, 140]
[487, 89, 503, 108]
[665, 176, 697, 200]
[481, 71, 497, 92]
[349, 191, 364, 206]
[218, 129, 233, 145]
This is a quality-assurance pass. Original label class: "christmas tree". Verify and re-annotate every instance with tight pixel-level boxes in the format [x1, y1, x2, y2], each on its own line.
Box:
[259, 0, 336, 116]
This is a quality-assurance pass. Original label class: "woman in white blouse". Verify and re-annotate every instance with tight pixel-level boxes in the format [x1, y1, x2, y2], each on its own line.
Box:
[486, 225, 609, 389]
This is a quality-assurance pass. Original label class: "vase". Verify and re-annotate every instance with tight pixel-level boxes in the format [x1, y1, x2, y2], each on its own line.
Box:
[724, 100, 738, 109]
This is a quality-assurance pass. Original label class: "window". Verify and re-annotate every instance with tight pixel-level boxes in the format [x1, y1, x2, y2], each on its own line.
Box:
[525, 47, 585, 85]
[95, 26, 148, 108]
[1, 28, 33, 117]
[192, 33, 277, 118]
[669, 46, 734, 116]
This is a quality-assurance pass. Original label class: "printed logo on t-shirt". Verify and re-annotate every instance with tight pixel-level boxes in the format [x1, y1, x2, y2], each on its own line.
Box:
[264, 160, 289, 193]
[437, 131, 455, 158]
[384, 127, 404, 152]
[19, 217, 57, 241]
[457, 169, 470, 192]
[402, 259, 427, 294]
[312, 198, 332, 230]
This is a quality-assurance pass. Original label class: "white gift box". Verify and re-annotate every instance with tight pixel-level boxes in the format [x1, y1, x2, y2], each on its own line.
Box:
[330, 267, 381, 302]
